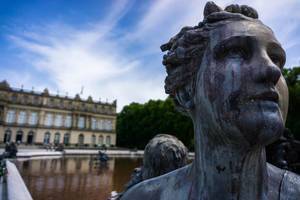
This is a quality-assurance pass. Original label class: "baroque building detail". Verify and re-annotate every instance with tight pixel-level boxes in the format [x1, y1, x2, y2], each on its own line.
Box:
[0, 80, 117, 147]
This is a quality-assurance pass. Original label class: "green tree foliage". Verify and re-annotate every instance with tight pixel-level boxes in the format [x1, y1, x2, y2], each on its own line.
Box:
[116, 98, 194, 150]
[283, 67, 300, 139]
[117, 67, 300, 149]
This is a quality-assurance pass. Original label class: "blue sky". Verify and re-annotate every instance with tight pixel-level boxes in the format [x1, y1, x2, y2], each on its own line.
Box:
[1, 0, 300, 111]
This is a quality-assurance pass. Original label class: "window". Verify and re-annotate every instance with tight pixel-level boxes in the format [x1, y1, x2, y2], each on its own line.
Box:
[27, 131, 34, 144]
[44, 113, 53, 126]
[108, 120, 113, 130]
[4, 130, 11, 143]
[33, 96, 40, 105]
[78, 117, 85, 129]
[16, 130, 23, 143]
[6, 110, 15, 123]
[68, 101, 73, 108]
[17, 111, 27, 124]
[91, 118, 97, 130]
[81, 103, 85, 109]
[104, 106, 109, 113]
[104, 120, 113, 131]
[54, 114, 63, 127]
[106, 136, 111, 146]
[11, 94, 17, 102]
[103, 120, 107, 130]
[78, 134, 84, 146]
[23, 95, 29, 104]
[49, 98, 54, 106]
[54, 132, 60, 144]
[59, 99, 64, 108]
[106, 107, 111, 114]
[98, 135, 103, 145]
[97, 119, 104, 130]
[44, 132, 51, 144]
[91, 135, 96, 145]
[28, 112, 38, 125]
[63, 133, 70, 145]
[64, 115, 72, 128]
[93, 104, 98, 111]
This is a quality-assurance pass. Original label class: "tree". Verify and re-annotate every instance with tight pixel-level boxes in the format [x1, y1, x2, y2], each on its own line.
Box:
[283, 67, 300, 139]
[117, 67, 300, 149]
[116, 98, 194, 150]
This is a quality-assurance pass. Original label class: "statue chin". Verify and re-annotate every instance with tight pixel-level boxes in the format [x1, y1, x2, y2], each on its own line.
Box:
[235, 103, 284, 147]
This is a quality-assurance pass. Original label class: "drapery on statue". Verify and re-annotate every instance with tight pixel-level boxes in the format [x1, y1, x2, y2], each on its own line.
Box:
[121, 2, 300, 200]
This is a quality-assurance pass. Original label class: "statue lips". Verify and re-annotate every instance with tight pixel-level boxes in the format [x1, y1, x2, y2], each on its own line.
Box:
[250, 91, 279, 103]
[228, 90, 279, 110]
[238, 90, 280, 109]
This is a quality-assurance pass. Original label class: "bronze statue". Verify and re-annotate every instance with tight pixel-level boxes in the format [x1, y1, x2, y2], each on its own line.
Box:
[121, 2, 300, 199]
[115, 134, 188, 200]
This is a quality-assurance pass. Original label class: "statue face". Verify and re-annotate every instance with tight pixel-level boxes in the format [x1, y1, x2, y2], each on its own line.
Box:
[195, 20, 288, 146]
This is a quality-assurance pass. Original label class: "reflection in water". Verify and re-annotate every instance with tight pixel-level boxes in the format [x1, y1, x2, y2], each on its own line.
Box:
[15, 156, 142, 200]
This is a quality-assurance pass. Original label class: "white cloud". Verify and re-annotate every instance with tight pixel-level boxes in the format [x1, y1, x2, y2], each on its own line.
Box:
[128, 0, 300, 67]
[8, 0, 166, 111]
[7, 0, 300, 111]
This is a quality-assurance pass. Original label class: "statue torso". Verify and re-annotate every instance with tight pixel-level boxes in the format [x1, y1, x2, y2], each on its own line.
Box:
[121, 164, 300, 200]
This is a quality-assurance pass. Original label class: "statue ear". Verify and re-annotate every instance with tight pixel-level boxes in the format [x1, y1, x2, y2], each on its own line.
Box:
[175, 85, 194, 112]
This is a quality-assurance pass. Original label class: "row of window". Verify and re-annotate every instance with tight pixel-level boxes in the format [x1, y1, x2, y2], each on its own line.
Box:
[44, 132, 111, 146]
[4, 130, 34, 144]
[3, 130, 112, 146]
[6, 110, 38, 125]
[5, 110, 113, 130]
[10, 94, 115, 114]
[44, 113, 72, 128]
[91, 118, 113, 130]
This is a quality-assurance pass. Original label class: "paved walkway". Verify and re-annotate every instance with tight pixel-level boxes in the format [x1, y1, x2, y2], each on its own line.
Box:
[6, 161, 33, 200]
[0, 148, 145, 158]
[0, 148, 195, 158]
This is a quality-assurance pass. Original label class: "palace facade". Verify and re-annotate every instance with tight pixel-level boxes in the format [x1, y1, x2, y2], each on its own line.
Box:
[0, 81, 117, 147]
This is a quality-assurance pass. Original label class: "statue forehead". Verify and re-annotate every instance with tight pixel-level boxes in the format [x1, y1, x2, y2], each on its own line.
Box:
[208, 20, 280, 48]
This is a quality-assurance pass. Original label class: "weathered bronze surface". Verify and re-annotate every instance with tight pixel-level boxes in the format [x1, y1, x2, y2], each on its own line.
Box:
[117, 134, 188, 199]
[121, 2, 300, 200]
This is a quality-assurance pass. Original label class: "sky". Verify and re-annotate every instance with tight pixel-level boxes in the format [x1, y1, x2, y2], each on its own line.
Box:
[1, 0, 300, 112]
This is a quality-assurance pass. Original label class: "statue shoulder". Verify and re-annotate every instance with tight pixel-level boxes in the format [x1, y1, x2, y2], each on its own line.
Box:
[280, 169, 300, 199]
[120, 164, 193, 200]
[267, 163, 300, 200]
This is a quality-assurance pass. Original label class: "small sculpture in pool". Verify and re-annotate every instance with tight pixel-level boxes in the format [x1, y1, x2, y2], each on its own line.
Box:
[121, 2, 300, 200]
[114, 134, 188, 200]
[125, 134, 188, 190]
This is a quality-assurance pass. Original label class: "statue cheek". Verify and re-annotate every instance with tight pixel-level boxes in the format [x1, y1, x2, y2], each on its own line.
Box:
[276, 75, 289, 123]
[201, 65, 226, 105]
[224, 59, 245, 90]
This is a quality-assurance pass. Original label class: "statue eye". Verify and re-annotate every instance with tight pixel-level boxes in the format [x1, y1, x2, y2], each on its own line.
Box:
[267, 43, 286, 69]
[226, 48, 247, 59]
[269, 53, 284, 69]
[214, 36, 252, 61]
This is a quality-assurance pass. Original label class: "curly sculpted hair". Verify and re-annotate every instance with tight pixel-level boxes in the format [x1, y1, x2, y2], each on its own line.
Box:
[161, 2, 261, 111]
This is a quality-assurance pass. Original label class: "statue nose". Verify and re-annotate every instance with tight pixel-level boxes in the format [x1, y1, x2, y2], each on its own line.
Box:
[253, 53, 282, 86]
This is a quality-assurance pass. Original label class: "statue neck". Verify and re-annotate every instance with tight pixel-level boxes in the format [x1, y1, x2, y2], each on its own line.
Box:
[192, 123, 268, 200]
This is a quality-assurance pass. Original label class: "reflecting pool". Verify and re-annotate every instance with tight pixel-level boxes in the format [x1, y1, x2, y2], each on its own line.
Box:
[14, 156, 143, 200]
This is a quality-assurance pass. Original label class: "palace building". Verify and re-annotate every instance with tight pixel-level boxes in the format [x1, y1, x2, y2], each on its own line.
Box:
[0, 81, 117, 147]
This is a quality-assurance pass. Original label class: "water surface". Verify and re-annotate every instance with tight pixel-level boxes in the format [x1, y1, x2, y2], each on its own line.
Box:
[15, 156, 142, 200]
